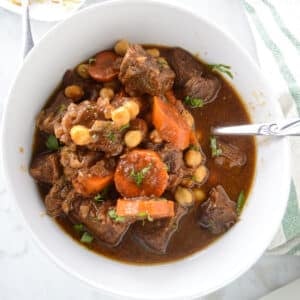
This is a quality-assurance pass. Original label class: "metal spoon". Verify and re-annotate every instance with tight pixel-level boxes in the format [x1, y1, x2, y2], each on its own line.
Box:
[212, 119, 300, 136]
[21, 0, 34, 58]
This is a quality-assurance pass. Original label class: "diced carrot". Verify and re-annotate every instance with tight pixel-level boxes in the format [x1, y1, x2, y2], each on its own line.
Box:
[116, 199, 174, 219]
[114, 149, 168, 198]
[88, 51, 119, 82]
[152, 96, 191, 150]
[73, 174, 113, 196]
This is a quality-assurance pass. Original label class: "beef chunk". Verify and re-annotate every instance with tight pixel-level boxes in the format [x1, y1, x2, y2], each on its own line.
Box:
[134, 204, 187, 253]
[166, 47, 204, 86]
[44, 178, 73, 217]
[55, 100, 99, 145]
[214, 140, 247, 168]
[37, 91, 72, 134]
[119, 44, 175, 96]
[88, 120, 124, 156]
[70, 200, 131, 246]
[60, 144, 102, 180]
[30, 152, 61, 184]
[158, 143, 184, 174]
[184, 75, 221, 104]
[199, 185, 237, 234]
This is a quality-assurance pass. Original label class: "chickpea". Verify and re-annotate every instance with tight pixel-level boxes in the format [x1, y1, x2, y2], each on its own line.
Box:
[124, 130, 143, 148]
[123, 100, 140, 119]
[185, 149, 202, 167]
[99, 87, 114, 100]
[193, 189, 206, 203]
[114, 39, 129, 56]
[146, 48, 160, 57]
[111, 106, 131, 127]
[193, 165, 208, 183]
[64, 85, 84, 101]
[157, 57, 169, 68]
[76, 64, 90, 79]
[150, 129, 163, 144]
[174, 186, 194, 207]
[70, 125, 92, 145]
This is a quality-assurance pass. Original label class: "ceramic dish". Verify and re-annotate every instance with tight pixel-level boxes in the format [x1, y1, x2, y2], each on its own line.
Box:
[1, 0, 290, 298]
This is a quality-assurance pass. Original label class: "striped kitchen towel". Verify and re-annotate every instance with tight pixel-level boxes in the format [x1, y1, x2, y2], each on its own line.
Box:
[242, 0, 300, 254]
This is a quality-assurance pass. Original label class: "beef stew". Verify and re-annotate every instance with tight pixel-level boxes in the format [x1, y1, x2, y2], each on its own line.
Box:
[30, 41, 255, 264]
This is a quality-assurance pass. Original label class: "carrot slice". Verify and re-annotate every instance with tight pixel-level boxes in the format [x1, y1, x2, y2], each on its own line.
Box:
[114, 149, 168, 198]
[152, 96, 191, 150]
[88, 51, 119, 82]
[116, 199, 174, 219]
[73, 174, 113, 196]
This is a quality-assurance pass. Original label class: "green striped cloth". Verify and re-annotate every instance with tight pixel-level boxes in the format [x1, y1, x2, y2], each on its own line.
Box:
[243, 0, 300, 255]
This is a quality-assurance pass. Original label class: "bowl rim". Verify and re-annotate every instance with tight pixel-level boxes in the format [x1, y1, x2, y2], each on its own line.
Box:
[0, 0, 291, 299]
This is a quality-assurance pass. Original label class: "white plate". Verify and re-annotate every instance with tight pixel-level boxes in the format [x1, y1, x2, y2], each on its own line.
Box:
[0, 0, 86, 22]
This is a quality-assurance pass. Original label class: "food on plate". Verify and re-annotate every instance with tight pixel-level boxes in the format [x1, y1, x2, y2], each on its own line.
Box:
[29, 40, 255, 264]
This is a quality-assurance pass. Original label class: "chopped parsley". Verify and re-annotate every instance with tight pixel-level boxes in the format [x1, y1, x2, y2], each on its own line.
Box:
[184, 96, 204, 108]
[119, 124, 130, 131]
[80, 232, 94, 244]
[88, 58, 96, 64]
[73, 224, 84, 233]
[210, 136, 222, 157]
[137, 211, 154, 222]
[94, 187, 109, 202]
[57, 103, 67, 113]
[130, 164, 152, 187]
[108, 208, 126, 223]
[208, 64, 233, 79]
[189, 144, 200, 151]
[106, 131, 116, 142]
[46, 134, 59, 151]
[236, 191, 246, 216]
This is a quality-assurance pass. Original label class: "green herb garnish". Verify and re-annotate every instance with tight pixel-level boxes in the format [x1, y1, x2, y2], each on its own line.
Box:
[46, 134, 59, 151]
[57, 103, 67, 114]
[236, 191, 246, 216]
[80, 232, 94, 244]
[130, 164, 152, 187]
[137, 211, 154, 222]
[210, 136, 222, 157]
[106, 131, 116, 142]
[94, 187, 109, 202]
[108, 208, 126, 223]
[88, 58, 96, 64]
[184, 96, 204, 108]
[119, 124, 130, 131]
[208, 64, 233, 79]
[189, 144, 200, 151]
[73, 224, 84, 233]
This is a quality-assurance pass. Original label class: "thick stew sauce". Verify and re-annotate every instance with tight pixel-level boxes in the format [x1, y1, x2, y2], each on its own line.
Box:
[30, 41, 255, 264]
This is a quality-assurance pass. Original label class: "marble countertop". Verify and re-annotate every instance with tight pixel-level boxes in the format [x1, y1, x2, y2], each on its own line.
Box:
[1, 1, 300, 299]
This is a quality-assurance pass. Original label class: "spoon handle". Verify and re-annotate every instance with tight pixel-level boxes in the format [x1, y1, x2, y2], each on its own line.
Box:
[212, 119, 300, 136]
[22, 0, 34, 58]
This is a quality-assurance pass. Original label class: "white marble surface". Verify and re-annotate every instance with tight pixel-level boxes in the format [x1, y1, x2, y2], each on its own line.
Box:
[0, 1, 300, 299]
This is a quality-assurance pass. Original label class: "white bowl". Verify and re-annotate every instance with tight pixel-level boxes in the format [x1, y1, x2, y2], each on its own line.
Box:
[1, 0, 290, 299]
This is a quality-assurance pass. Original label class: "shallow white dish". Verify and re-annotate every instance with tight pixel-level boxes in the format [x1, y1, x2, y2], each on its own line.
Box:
[0, 0, 86, 22]
[1, 0, 291, 299]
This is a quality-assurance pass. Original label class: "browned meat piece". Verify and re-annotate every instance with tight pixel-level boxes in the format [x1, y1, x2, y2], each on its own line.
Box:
[30, 152, 61, 184]
[60, 144, 102, 180]
[158, 143, 184, 174]
[166, 47, 204, 86]
[199, 185, 237, 234]
[70, 200, 131, 246]
[134, 204, 187, 253]
[184, 75, 221, 104]
[88, 120, 124, 156]
[119, 44, 175, 96]
[62, 70, 102, 101]
[129, 118, 148, 138]
[214, 140, 247, 168]
[37, 91, 72, 134]
[44, 178, 73, 217]
[55, 100, 99, 145]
